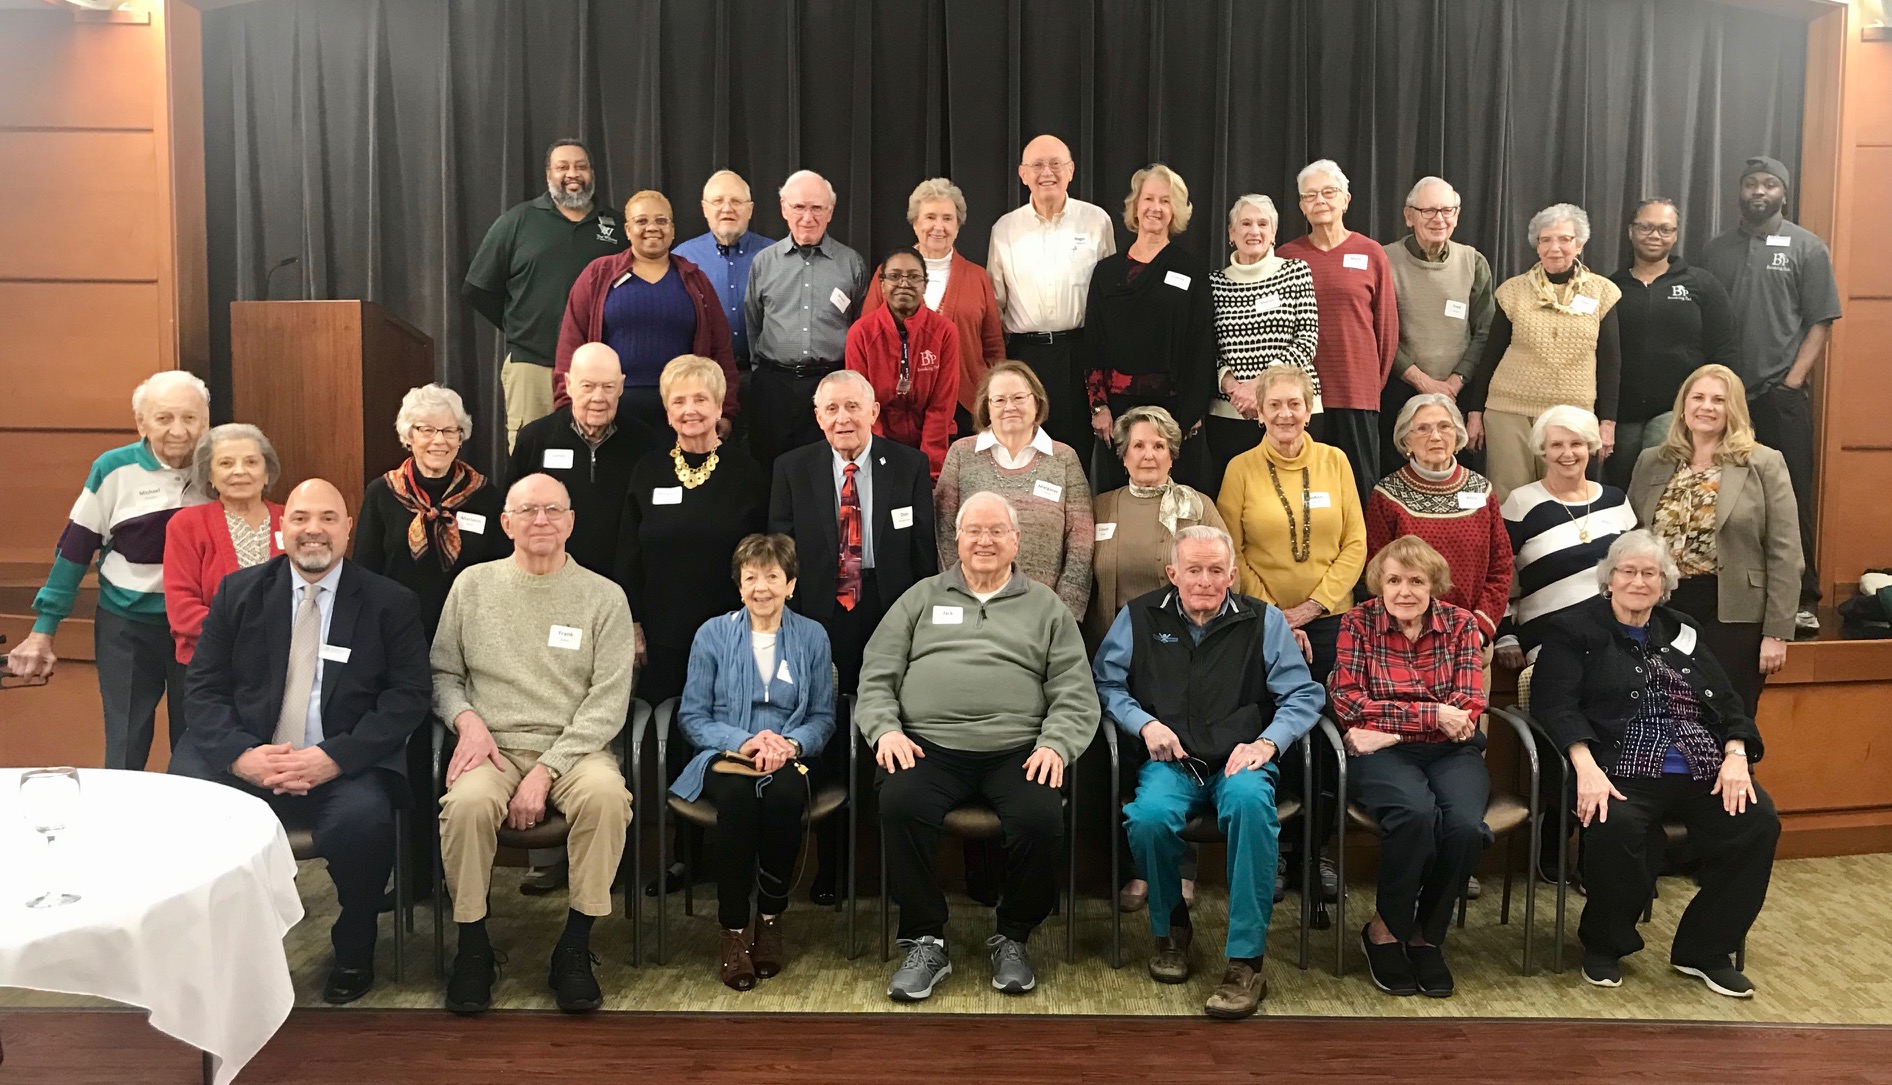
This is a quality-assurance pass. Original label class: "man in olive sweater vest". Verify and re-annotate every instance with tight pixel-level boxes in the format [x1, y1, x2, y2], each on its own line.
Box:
[857, 491, 1100, 1002]
[432, 473, 634, 1016]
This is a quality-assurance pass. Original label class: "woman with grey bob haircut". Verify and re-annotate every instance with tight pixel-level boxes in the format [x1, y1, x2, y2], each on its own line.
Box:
[164, 423, 286, 666]
[1594, 529, 1680, 599]
[189, 423, 281, 498]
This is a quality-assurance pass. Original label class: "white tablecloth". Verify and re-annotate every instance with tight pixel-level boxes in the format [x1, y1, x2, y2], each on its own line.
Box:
[0, 768, 303, 1085]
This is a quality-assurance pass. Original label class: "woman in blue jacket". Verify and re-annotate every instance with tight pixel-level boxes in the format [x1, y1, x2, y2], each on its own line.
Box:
[676, 533, 835, 991]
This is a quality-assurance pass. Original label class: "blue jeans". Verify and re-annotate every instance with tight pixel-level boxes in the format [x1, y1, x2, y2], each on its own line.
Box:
[1123, 759, 1281, 959]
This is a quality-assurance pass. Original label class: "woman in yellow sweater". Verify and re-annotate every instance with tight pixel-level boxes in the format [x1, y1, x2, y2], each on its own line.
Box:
[1217, 364, 1366, 685]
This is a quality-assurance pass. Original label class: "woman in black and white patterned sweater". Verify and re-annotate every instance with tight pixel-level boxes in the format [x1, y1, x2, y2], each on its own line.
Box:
[1207, 194, 1321, 497]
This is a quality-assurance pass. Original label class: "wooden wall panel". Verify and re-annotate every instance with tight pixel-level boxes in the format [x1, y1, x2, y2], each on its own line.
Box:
[0, 15, 157, 131]
[0, 430, 134, 563]
[0, 131, 160, 282]
[1829, 301, 1892, 450]
[1852, 23, 1892, 147]
[1845, 148, 1892, 297]
[1754, 682, 1892, 813]
[0, 283, 161, 431]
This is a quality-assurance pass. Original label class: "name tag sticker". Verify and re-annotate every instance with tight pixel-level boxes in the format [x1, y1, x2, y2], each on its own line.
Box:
[932, 605, 964, 625]
[1073, 234, 1090, 248]
[1031, 479, 1064, 502]
[455, 512, 487, 533]
[653, 487, 683, 505]
[319, 645, 351, 664]
[776, 659, 794, 684]
[273, 531, 283, 550]
[1766, 235, 1792, 247]
[543, 448, 575, 470]
[891, 506, 914, 530]
[1308, 491, 1333, 509]
[1443, 300, 1469, 320]
[611, 272, 631, 288]
[1255, 294, 1283, 314]
[1569, 295, 1600, 315]
[1096, 522, 1117, 542]
[1342, 253, 1369, 270]
[1457, 491, 1488, 510]
[830, 287, 850, 312]
[1164, 270, 1192, 291]
[548, 625, 583, 650]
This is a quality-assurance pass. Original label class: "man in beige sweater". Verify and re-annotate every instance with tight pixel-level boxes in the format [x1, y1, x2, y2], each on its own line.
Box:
[432, 473, 634, 1016]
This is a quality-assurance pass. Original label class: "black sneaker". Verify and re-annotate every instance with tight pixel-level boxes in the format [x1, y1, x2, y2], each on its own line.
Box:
[1360, 927, 1417, 996]
[1582, 952, 1622, 988]
[549, 944, 603, 1012]
[322, 962, 374, 1005]
[1674, 960, 1755, 998]
[1407, 944, 1454, 998]
[445, 946, 498, 1015]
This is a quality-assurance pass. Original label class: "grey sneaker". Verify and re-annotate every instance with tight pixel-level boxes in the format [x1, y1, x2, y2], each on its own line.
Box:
[887, 936, 951, 1002]
[986, 934, 1036, 994]
[1795, 609, 1821, 639]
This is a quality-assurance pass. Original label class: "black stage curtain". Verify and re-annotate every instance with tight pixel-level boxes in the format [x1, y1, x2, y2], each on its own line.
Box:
[202, 0, 1806, 475]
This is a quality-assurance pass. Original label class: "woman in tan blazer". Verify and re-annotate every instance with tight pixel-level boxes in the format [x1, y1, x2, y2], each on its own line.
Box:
[1628, 364, 1803, 712]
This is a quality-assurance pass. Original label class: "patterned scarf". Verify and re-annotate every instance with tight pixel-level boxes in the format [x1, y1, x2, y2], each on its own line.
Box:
[1127, 478, 1203, 537]
[384, 458, 485, 569]
[1526, 260, 1594, 315]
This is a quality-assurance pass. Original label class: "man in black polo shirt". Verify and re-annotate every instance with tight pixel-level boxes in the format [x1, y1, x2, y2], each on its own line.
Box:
[466, 138, 628, 450]
[1700, 156, 1843, 635]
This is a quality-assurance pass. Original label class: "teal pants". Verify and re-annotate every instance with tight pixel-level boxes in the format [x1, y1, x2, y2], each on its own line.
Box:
[1124, 759, 1281, 960]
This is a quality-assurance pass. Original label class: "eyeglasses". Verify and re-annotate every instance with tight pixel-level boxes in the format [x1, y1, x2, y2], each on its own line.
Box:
[507, 504, 571, 521]
[1629, 223, 1678, 238]
[1408, 422, 1457, 437]
[1410, 205, 1459, 220]
[882, 270, 926, 285]
[1612, 566, 1666, 582]
[410, 425, 464, 442]
[1022, 158, 1071, 174]
[630, 216, 673, 228]
[1299, 187, 1343, 203]
[1174, 756, 1211, 788]
[960, 527, 1015, 542]
[705, 197, 751, 208]
[988, 393, 1036, 409]
[785, 202, 831, 218]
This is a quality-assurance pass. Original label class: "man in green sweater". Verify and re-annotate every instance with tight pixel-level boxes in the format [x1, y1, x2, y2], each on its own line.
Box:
[857, 491, 1099, 1002]
[432, 473, 635, 1016]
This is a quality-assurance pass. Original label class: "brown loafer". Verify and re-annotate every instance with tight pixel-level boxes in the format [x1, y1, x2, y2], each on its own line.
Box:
[719, 928, 757, 992]
[751, 914, 786, 979]
[1148, 925, 1192, 984]
[1204, 960, 1266, 1019]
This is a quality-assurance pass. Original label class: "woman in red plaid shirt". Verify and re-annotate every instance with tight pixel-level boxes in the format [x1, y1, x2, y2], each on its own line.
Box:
[1329, 535, 1489, 998]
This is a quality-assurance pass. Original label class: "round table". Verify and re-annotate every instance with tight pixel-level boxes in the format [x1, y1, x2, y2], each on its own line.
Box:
[0, 768, 303, 1084]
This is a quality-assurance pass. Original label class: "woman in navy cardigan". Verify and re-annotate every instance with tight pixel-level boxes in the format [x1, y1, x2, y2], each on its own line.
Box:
[677, 533, 835, 991]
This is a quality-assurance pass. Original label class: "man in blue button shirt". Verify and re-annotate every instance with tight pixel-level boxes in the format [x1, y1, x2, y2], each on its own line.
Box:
[674, 170, 775, 372]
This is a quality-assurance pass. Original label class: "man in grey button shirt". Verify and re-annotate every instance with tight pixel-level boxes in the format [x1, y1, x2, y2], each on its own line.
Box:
[1700, 155, 1842, 632]
[744, 170, 868, 471]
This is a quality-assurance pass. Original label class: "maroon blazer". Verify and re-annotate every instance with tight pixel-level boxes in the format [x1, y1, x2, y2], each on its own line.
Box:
[554, 252, 739, 416]
[163, 500, 285, 663]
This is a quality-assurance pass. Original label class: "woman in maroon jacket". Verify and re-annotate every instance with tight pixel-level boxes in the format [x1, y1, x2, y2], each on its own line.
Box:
[846, 247, 961, 477]
[555, 189, 739, 433]
[163, 423, 284, 665]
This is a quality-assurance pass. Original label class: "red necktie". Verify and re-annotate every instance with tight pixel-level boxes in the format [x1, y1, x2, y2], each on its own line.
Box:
[837, 462, 862, 611]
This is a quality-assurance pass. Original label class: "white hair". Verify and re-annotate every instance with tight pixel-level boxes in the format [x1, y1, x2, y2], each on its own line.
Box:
[1297, 159, 1350, 194]
[1596, 529, 1680, 600]
[702, 169, 752, 201]
[394, 384, 473, 445]
[955, 491, 1019, 533]
[1226, 193, 1279, 232]
[815, 368, 875, 401]
[1392, 393, 1468, 455]
[1528, 202, 1591, 247]
[1169, 524, 1235, 569]
[1531, 405, 1603, 455]
[131, 370, 210, 417]
[1405, 176, 1458, 207]
[191, 423, 280, 498]
[780, 169, 837, 206]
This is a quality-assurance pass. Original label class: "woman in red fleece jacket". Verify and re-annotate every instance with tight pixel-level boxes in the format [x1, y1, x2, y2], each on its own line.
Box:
[846, 247, 961, 478]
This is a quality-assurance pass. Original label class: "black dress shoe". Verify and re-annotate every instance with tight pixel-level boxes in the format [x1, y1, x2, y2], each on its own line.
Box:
[809, 883, 838, 906]
[445, 946, 497, 1015]
[323, 963, 374, 1005]
[643, 863, 688, 898]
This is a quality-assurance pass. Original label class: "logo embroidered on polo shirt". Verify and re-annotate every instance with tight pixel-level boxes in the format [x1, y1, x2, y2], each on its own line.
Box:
[1769, 253, 1790, 269]
[597, 224, 617, 241]
[1668, 284, 1692, 301]
[917, 348, 939, 372]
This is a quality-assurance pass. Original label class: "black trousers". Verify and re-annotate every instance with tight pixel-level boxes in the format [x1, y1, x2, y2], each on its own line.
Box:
[1748, 383, 1819, 606]
[263, 770, 401, 966]
[877, 736, 1063, 943]
[1350, 738, 1491, 946]
[1579, 774, 1779, 964]
[1669, 575, 1767, 714]
[749, 363, 834, 472]
[1204, 414, 1262, 501]
[1309, 407, 1379, 512]
[701, 768, 812, 929]
[1005, 332, 1088, 452]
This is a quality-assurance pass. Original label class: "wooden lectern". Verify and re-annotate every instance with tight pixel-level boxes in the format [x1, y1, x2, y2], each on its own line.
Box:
[230, 301, 434, 518]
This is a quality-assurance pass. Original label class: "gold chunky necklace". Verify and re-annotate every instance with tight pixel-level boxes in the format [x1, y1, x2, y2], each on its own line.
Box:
[671, 443, 720, 489]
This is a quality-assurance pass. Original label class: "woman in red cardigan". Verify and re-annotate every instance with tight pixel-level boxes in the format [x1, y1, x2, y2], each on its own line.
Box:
[846, 248, 961, 477]
[163, 423, 284, 664]
[862, 177, 1006, 437]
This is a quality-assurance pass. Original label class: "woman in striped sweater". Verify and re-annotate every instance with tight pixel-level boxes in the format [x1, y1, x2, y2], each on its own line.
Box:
[1207, 194, 1320, 497]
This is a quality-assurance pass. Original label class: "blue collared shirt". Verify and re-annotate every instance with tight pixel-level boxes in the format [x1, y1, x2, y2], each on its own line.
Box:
[289, 561, 344, 746]
[831, 436, 875, 569]
[673, 229, 774, 365]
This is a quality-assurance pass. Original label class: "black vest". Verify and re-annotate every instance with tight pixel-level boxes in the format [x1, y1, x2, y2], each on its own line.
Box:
[1126, 588, 1279, 767]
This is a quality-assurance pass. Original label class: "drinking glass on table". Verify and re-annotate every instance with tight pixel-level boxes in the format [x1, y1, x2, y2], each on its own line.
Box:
[19, 767, 81, 908]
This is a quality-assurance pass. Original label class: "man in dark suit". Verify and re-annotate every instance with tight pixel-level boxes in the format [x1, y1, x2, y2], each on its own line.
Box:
[769, 369, 937, 899]
[171, 478, 431, 1004]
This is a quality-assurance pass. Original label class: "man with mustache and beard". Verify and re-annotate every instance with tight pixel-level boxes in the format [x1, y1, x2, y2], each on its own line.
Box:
[1699, 156, 1843, 637]
[466, 138, 629, 449]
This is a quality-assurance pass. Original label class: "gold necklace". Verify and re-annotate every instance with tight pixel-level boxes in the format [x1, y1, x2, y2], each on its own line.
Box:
[671, 443, 720, 489]
[1552, 483, 1595, 543]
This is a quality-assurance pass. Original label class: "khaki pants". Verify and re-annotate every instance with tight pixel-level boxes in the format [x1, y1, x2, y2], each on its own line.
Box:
[501, 357, 556, 451]
[439, 747, 630, 922]
[1482, 409, 1543, 504]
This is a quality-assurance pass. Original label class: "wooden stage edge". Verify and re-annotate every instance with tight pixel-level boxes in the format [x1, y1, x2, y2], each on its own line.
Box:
[4, 1008, 1892, 1084]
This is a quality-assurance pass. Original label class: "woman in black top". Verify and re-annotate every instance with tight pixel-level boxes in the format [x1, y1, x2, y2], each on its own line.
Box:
[1603, 199, 1739, 489]
[1082, 163, 1216, 491]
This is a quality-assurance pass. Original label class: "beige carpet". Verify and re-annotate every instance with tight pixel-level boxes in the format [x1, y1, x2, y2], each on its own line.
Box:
[12, 854, 1886, 1022]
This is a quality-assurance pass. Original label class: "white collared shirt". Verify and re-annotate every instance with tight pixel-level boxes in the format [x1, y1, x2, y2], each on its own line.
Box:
[974, 427, 1056, 470]
[986, 197, 1117, 333]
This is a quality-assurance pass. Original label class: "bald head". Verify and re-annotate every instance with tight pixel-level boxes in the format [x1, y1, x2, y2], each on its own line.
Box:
[1019, 134, 1075, 212]
[568, 343, 625, 432]
[506, 472, 571, 509]
[503, 472, 576, 565]
[282, 478, 352, 579]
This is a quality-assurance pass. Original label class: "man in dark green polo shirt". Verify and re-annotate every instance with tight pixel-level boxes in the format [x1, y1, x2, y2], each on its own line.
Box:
[465, 138, 628, 449]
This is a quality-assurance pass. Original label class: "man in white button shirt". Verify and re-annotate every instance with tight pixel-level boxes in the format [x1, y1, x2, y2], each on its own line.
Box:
[987, 134, 1118, 451]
